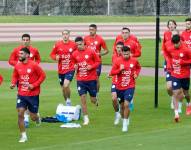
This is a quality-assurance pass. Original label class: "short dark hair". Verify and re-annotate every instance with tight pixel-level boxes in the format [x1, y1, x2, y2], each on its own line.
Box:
[22, 34, 30, 40]
[167, 19, 177, 27]
[172, 34, 180, 44]
[122, 27, 130, 32]
[185, 18, 191, 22]
[75, 36, 83, 42]
[122, 46, 130, 52]
[116, 41, 124, 46]
[20, 47, 30, 55]
[89, 24, 97, 29]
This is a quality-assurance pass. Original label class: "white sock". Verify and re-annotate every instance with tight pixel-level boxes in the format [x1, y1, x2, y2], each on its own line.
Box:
[174, 110, 179, 117]
[115, 112, 120, 116]
[66, 98, 71, 102]
[123, 118, 128, 126]
[21, 132, 27, 138]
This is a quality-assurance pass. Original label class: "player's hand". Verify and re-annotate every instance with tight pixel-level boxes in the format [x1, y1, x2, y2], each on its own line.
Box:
[120, 64, 125, 71]
[28, 84, 34, 90]
[55, 55, 60, 61]
[87, 65, 92, 70]
[10, 84, 16, 89]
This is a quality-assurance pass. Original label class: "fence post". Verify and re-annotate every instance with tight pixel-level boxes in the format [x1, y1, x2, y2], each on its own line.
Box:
[107, 0, 110, 15]
[25, 0, 28, 15]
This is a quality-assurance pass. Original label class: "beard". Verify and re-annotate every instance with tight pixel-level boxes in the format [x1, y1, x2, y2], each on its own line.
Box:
[19, 57, 26, 62]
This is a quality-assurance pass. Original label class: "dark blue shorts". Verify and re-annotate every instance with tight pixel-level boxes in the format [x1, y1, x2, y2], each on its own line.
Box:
[116, 88, 135, 103]
[171, 77, 190, 90]
[111, 84, 117, 93]
[58, 71, 75, 86]
[77, 80, 97, 97]
[16, 95, 39, 113]
[165, 71, 172, 82]
[96, 64, 102, 77]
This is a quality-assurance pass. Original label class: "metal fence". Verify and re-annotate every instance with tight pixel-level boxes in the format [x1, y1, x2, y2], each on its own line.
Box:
[0, 0, 190, 16]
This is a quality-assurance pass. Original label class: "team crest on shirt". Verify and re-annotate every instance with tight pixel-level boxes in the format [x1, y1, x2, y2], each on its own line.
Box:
[94, 41, 98, 45]
[30, 53, 33, 58]
[69, 48, 73, 52]
[130, 64, 134, 68]
[180, 53, 184, 57]
[85, 55, 89, 59]
[27, 68, 31, 73]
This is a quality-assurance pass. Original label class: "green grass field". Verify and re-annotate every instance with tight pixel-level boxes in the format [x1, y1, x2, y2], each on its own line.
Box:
[0, 15, 188, 23]
[0, 68, 191, 150]
[0, 39, 164, 67]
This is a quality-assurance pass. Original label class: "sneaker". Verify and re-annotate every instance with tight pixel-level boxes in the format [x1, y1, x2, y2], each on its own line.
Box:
[24, 121, 29, 128]
[186, 106, 191, 115]
[122, 125, 128, 132]
[83, 116, 89, 125]
[19, 136, 28, 143]
[174, 116, 180, 123]
[114, 112, 121, 125]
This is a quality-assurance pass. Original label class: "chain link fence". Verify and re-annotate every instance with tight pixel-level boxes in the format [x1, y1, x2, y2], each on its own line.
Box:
[0, 0, 190, 16]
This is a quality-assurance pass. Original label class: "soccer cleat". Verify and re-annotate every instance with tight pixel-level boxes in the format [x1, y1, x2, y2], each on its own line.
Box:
[114, 112, 121, 125]
[19, 136, 28, 143]
[24, 121, 29, 128]
[186, 106, 191, 115]
[174, 116, 180, 123]
[83, 116, 89, 125]
[122, 125, 128, 132]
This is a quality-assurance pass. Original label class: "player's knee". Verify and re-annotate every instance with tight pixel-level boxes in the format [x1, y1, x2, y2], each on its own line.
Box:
[18, 112, 24, 120]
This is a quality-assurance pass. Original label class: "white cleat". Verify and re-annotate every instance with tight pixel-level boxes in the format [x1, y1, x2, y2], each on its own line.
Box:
[19, 136, 28, 143]
[114, 112, 121, 125]
[83, 116, 89, 126]
[122, 125, 128, 132]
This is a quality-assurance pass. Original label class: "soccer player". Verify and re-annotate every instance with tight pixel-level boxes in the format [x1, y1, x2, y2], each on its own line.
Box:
[109, 46, 141, 132]
[164, 34, 191, 122]
[0, 74, 3, 85]
[113, 27, 142, 56]
[84, 24, 109, 98]
[8, 33, 41, 128]
[10, 47, 46, 142]
[9, 34, 41, 66]
[72, 37, 100, 125]
[181, 17, 191, 49]
[161, 20, 181, 110]
[110, 41, 124, 125]
[50, 30, 76, 106]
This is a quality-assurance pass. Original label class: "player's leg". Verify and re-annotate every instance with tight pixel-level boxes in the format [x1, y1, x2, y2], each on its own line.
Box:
[182, 78, 191, 115]
[172, 77, 184, 122]
[24, 110, 30, 128]
[88, 80, 98, 106]
[111, 85, 120, 125]
[96, 64, 102, 98]
[63, 71, 75, 106]
[77, 81, 89, 125]
[27, 96, 41, 126]
[122, 88, 134, 132]
[16, 95, 28, 143]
